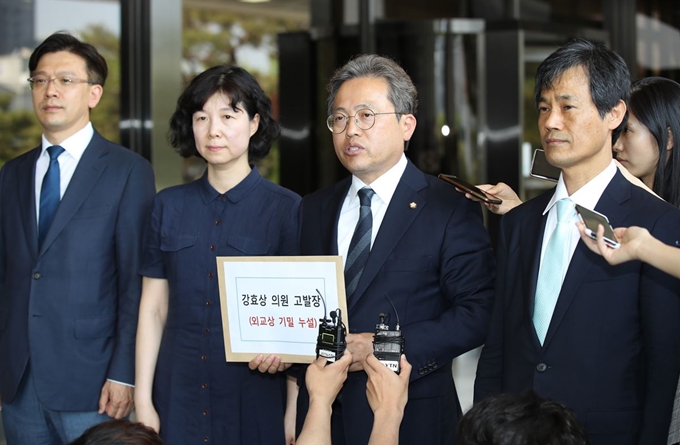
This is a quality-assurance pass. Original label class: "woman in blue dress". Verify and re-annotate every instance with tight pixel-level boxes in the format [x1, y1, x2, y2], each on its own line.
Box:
[134, 65, 300, 445]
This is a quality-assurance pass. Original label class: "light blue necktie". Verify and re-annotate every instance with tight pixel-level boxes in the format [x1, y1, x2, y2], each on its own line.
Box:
[38, 145, 65, 248]
[344, 187, 375, 303]
[533, 198, 574, 345]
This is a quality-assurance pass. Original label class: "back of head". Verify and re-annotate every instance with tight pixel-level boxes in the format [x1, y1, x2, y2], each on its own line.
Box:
[68, 420, 165, 445]
[534, 38, 630, 142]
[458, 392, 590, 445]
[168, 64, 279, 161]
[326, 54, 418, 118]
[29, 31, 108, 86]
[629, 76, 680, 207]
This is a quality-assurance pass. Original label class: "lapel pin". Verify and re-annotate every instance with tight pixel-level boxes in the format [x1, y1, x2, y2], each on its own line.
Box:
[409, 202, 417, 209]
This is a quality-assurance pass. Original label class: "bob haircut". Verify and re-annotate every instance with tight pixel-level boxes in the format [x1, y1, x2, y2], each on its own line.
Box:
[168, 65, 280, 162]
[534, 38, 630, 142]
[629, 77, 680, 208]
[29, 32, 108, 87]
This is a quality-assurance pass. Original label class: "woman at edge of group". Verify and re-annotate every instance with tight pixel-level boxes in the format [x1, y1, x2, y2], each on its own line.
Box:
[472, 76, 680, 445]
[134, 65, 300, 445]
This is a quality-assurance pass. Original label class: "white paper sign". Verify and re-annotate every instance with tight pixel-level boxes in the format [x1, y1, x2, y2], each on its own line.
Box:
[216, 256, 347, 363]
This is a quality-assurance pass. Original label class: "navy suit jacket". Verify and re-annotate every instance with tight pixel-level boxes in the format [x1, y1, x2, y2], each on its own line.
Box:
[0, 131, 156, 411]
[297, 160, 496, 444]
[475, 170, 680, 445]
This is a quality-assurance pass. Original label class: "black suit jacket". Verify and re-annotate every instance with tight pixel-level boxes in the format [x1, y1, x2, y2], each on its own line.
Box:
[0, 131, 156, 410]
[297, 160, 496, 444]
[475, 170, 680, 445]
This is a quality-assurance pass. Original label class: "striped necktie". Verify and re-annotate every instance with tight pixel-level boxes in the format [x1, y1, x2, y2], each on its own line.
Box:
[344, 187, 375, 303]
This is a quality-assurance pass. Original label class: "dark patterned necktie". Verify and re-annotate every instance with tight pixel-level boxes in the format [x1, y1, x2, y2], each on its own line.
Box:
[344, 187, 375, 302]
[38, 145, 65, 248]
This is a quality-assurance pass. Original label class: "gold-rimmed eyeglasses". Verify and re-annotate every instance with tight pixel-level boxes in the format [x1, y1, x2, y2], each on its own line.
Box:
[326, 108, 403, 133]
[27, 76, 95, 91]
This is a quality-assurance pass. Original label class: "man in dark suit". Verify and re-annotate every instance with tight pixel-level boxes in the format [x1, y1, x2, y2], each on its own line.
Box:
[474, 39, 680, 445]
[295, 54, 496, 444]
[0, 32, 156, 444]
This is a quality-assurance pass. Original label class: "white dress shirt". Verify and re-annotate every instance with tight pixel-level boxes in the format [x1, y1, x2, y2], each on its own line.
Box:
[538, 160, 618, 281]
[34, 122, 93, 223]
[337, 154, 408, 267]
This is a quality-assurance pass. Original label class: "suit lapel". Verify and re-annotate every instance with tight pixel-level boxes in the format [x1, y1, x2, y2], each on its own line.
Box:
[321, 179, 351, 256]
[18, 148, 41, 258]
[348, 162, 427, 311]
[39, 133, 110, 255]
[541, 171, 632, 348]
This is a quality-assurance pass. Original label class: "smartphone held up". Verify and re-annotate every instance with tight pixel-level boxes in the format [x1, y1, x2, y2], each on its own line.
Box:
[575, 204, 620, 249]
[438, 174, 502, 205]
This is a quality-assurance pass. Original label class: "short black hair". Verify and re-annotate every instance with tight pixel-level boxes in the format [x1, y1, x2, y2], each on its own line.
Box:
[68, 420, 165, 445]
[534, 38, 630, 141]
[629, 76, 680, 208]
[29, 31, 108, 87]
[168, 65, 280, 162]
[458, 392, 590, 445]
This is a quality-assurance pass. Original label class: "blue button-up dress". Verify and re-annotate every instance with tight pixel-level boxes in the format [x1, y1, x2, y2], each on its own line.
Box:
[140, 168, 300, 445]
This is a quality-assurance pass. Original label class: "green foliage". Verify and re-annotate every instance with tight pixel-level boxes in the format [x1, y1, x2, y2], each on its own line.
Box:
[0, 92, 13, 112]
[82, 25, 121, 144]
[0, 10, 306, 183]
[0, 108, 43, 167]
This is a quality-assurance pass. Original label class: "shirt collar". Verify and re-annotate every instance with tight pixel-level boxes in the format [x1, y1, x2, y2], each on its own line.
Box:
[348, 154, 407, 205]
[41, 122, 93, 162]
[542, 160, 617, 215]
[198, 166, 262, 204]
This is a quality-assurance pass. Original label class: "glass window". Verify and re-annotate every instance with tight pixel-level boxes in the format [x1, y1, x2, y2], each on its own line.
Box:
[0, 0, 121, 167]
[180, 0, 309, 183]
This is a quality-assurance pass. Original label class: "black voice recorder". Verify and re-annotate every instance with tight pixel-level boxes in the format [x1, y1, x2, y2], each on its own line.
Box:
[372, 294, 405, 373]
[315, 290, 346, 363]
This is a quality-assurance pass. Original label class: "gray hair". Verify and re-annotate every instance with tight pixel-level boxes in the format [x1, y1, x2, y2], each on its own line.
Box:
[327, 54, 418, 118]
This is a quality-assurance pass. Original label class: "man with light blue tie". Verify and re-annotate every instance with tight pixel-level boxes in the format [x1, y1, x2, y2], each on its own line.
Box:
[0, 32, 156, 444]
[474, 39, 680, 445]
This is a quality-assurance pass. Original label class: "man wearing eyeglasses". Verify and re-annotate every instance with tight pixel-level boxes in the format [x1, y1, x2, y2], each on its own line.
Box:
[295, 54, 496, 445]
[0, 32, 155, 444]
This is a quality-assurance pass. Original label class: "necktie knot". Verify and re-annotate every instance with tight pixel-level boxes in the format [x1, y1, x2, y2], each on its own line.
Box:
[358, 187, 375, 207]
[555, 198, 573, 222]
[47, 145, 65, 160]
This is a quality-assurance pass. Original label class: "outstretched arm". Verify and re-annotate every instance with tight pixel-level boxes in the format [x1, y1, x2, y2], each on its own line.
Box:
[296, 352, 353, 445]
[365, 354, 411, 445]
[464, 182, 523, 215]
[577, 223, 680, 279]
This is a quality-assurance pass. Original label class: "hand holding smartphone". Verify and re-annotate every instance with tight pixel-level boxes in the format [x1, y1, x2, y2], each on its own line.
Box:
[574, 204, 620, 249]
[530, 149, 561, 182]
[438, 174, 503, 205]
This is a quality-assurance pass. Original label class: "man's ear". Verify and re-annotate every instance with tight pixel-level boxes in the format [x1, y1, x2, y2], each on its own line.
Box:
[402, 114, 417, 142]
[88, 84, 103, 109]
[608, 99, 627, 130]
